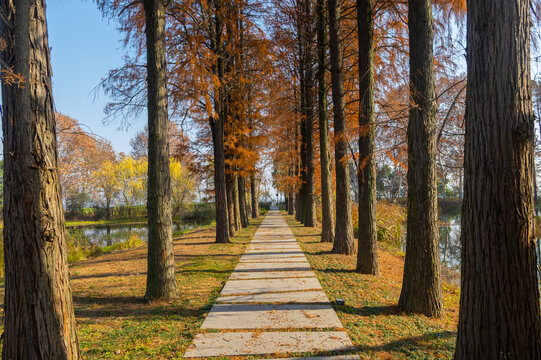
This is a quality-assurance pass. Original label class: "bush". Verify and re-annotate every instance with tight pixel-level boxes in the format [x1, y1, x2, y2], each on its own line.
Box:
[439, 198, 462, 215]
[352, 201, 406, 247]
[259, 201, 272, 211]
[181, 203, 216, 224]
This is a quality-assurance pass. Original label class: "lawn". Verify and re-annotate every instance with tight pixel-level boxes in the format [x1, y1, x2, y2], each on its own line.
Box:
[283, 213, 459, 360]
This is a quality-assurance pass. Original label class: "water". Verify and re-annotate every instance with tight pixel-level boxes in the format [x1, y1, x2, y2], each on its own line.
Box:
[435, 212, 541, 285]
[439, 213, 462, 284]
[67, 222, 198, 248]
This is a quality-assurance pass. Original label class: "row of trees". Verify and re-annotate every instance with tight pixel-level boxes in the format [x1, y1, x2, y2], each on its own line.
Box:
[267, 0, 541, 358]
[0, 0, 540, 359]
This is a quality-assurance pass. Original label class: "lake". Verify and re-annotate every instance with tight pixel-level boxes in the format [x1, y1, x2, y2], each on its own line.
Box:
[67, 222, 199, 248]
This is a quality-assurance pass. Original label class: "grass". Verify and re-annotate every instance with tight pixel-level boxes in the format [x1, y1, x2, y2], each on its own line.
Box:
[73, 218, 263, 359]
[0, 216, 264, 359]
[282, 212, 459, 360]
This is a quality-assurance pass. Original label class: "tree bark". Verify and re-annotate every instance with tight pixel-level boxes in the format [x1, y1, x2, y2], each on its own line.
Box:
[226, 172, 237, 236]
[288, 192, 295, 215]
[251, 174, 258, 218]
[356, 0, 378, 274]
[303, 45, 316, 227]
[144, 0, 178, 302]
[239, 177, 248, 227]
[399, 0, 442, 317]
[317, 0, 334, 242]
[0, 0, 80, 357]
[298, 59, 307, 224]
[454, 0, 541, 357]
[232, 175, 242, 230]
[328, 0, 355, 255]
[210, 0, 230, 244]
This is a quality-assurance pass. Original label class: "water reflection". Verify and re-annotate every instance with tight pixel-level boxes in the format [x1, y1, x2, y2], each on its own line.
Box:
[67, 222, 197, 247]
[439, 213, 461, 285]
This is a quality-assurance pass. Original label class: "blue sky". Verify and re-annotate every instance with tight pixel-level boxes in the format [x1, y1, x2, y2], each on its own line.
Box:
[48, 0, 144, 154]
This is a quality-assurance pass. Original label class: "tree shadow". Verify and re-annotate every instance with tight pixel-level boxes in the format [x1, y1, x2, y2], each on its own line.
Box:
[334, 303, 402, 316]
[73, 295, 211, 319]
[358, 330, 456, 355]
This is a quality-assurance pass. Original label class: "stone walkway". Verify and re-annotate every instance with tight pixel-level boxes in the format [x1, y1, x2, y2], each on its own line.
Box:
[184, 210, 359, 359]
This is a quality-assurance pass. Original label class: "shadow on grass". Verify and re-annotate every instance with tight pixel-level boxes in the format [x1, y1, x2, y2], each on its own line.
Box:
[335, 303, 402, 316]
[73, 295, 212, 319]
[358, 330, 456, 354]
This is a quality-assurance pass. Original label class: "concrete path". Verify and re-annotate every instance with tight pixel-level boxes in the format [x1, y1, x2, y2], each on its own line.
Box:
[184, 210, 359, 359]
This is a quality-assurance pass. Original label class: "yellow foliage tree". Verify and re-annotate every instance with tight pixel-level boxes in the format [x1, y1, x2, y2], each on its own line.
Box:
[170, 159, 196, 216]
[92, 160, 120, 219]
[116, 156, 148, 212]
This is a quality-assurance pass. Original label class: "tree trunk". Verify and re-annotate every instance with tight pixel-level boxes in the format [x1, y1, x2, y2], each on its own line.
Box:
[454, 0, 541, 357]
[239, 177, 248, 227]
[356, 0, 378, 274]
[251, 174, 258, 218]
[303, 44, 316, 227]
[211, 115, 230, 243]
[232, 175, 242, 230]
[288, 192, 295, 215]
[106, 198, 111, 220]
[0, 0, 80, 357]
[210, 0, 230, 244]
[144, 0, 178, 302]
[328, 0, 355, 255]
[226, 172, 237, 236]
[399, 0, 442, 317]
[317, 0, 334, 241]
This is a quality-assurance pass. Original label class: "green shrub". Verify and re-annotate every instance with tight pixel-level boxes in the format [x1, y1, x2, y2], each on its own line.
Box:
[181, 203, 215, 223]
[259, 201, 272, 211]
[352, 201, 406, 247]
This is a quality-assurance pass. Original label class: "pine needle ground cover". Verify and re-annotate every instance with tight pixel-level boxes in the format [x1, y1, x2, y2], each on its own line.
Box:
[0, 217, 264, 359]
[284, 213, 459, 360]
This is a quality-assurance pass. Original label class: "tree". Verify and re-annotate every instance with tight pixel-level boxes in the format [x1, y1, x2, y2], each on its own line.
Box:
[251, 174, 259, 218]
[57, 113, 112, 206]
[316, 0, 334, 243]
[116, 156, 147, 212]
[93, 160, 120, 219]
[454, 0, 541, 357]
[170, 159, 196, 216]
[0, 0, 80, 357]
[143, 0, 178, 301]
[398, 0, 443, 317]
[356, 0, 379, 274]
[328, 0, 355, 255]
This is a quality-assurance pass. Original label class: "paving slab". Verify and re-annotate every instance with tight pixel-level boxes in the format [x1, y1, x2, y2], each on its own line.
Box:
[240, 258, 308, 263]
[262, 356, 361, 360]
[201, 304, 343, 329]
[241, 251, 306, 261]
[234, 262, 312, 272]
[221, 277, 322, 295]
[242, 251, 304, 257]
[229, 270, 316, 280]
[245, 248, 303, 253]
[183, 331, 355, 358]
[217, 290, 329, 303]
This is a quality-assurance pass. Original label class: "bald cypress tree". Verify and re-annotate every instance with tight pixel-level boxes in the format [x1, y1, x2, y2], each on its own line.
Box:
[454, 0, 541, 357]
[398, 0, 442, 317]
[328, 0, 355, 255]
[0, 0, 80, 357]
